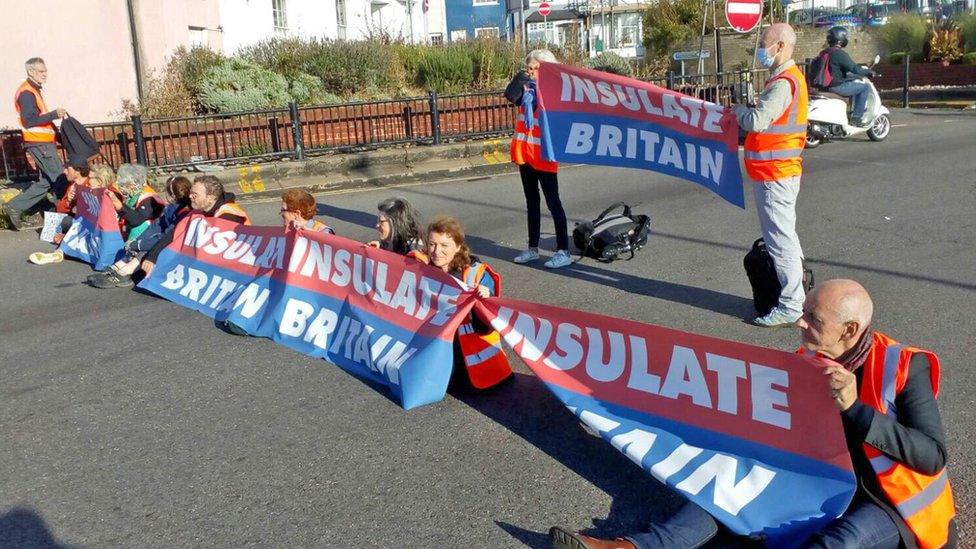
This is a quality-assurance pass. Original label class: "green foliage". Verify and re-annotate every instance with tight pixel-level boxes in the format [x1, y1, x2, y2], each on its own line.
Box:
[875, 15, 928, 55]
[197, 60, 291, 113]
[961, 52, 976, 64]
[642, 0, 709, 56]
[584, 51, 634, 76]
[417, 47, 474, 93]
[928, 25, 963, 63]
[956, 14, 976, 52]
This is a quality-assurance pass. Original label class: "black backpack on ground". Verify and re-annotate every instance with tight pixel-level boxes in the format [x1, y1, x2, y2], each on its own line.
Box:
[743, 238, 815, 315]
[573, 202, 651, 262]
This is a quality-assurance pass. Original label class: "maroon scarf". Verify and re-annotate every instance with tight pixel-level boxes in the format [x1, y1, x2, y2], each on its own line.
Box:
[836, 326, 875, 372]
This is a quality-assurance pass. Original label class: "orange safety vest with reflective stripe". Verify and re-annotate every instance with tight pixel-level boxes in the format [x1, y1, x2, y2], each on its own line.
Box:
[14, 80, 57, 143]
[136, 186, 165, 209]
[800, 332, 955, 548]
[510, 86, 558, 173]
[744, 64, 808, 181]
[214, 202, 251, 225]
[458, 262, 513, 389]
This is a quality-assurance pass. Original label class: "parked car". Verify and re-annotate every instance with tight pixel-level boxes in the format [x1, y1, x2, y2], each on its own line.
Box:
[789, 8, 863, 28]
[847, 2, 898, 27]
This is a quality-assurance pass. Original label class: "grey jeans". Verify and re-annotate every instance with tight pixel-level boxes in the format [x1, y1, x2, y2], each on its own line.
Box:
[6, 143, 65, 214]
[753, 176, 805, 314]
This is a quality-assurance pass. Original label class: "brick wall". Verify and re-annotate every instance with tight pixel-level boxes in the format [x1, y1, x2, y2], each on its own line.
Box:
[872, 63, 976, 90]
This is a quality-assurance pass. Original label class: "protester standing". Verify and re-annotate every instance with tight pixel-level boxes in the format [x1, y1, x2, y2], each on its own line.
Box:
[734, 23, 809, 327]
[505, 49, 571, 269]
[3, 58, 69, 230]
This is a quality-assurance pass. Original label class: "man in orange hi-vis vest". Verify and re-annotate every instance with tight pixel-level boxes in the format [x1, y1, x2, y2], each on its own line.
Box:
[550, 279, 957, 549]
[3, 57, 69, 230]
[733, 23, 809, 328]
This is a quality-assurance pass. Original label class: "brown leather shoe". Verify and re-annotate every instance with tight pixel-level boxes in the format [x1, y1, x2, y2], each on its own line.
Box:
[549, 526, 637, 549]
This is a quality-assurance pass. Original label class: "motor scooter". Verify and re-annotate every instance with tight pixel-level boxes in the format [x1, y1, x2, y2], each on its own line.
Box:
[806, 55, 891, 148]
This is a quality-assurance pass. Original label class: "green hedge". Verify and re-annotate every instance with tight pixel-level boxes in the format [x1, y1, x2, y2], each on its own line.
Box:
[875, 15, 928, 55]
[585, 51, 634, 76]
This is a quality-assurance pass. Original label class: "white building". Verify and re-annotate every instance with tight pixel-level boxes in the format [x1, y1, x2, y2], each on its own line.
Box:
[520, 0, 647, 58]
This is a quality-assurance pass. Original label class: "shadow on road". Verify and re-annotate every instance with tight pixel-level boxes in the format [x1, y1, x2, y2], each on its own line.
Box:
[0, 507, 74, 549]
[455, 374, 758, 548]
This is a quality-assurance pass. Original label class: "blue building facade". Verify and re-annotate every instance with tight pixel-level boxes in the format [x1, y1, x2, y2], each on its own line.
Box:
[444, 0, 511, 42]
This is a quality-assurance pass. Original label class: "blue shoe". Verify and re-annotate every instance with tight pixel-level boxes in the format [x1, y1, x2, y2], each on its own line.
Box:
[753, 307, 801, 328]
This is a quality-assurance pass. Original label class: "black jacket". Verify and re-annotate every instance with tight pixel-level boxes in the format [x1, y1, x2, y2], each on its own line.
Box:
[59, 116, 100, 159]
[826, 47, 872, 86]
[504, 71, 531, 106]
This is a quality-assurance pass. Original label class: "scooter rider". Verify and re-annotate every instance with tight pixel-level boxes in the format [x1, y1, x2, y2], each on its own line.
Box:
[822, 26, 876, 126]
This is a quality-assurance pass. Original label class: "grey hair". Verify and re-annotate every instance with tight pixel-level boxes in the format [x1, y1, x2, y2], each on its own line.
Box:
[526, 49, 557, 65]
[25, 57, 45, 72]
[116, 163, 148, 187]
[194, 175, 224, 199]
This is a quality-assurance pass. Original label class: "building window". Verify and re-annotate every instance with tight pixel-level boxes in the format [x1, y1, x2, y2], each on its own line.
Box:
[450, 29, 468, 41]
[527, 22, 554, 45]
[188, 26, 206, 48]
[430, 33, 444, 45]
[473, 0, 498, 5]
[475, 26, 500, 38]
[336, 0, 347, 39]
[614, 12, 641, 48]
[272, 0, 288, 34]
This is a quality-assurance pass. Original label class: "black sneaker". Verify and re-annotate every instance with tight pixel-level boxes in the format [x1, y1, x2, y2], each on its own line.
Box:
[89, 270, 133, 289]
[4, 207, 23, 230]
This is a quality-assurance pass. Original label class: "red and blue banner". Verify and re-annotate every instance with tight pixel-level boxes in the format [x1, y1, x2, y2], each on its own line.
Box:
[535, 63, 746, 208]
[474, 298, 856, 544]
[59, 186, 126, 270]
[139, 215, 476, 410]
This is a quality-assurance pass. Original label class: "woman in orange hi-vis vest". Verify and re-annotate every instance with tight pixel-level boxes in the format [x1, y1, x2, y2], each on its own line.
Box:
[504, 49, 571, 269]
[425, 216, 513, 391]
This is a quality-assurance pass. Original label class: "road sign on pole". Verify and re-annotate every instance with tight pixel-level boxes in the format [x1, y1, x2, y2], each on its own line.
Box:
[538, 1, 551, 16]
[725, 0, 762, 33]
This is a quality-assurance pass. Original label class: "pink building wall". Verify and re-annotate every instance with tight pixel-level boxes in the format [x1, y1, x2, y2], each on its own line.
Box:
[0, 0, 220, 130]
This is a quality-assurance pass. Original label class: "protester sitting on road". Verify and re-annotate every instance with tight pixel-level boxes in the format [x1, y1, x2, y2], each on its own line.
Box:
[367, 197, 424, 255]
[549, 278, 957, 549]
[87, 175, 193, 289]
[427, 216, 513, 391]
[140, 175, 249, 277]
[505, 49, 571, 269]
[280, 188, 333, 234]
[26, 157, 102, 265]
[109, 163, 165, 244]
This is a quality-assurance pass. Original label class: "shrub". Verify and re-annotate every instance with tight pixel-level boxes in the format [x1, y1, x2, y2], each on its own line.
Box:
[875, 15, 928, 55]
[197, 60, 291, 112]
[961, 52, 976, 65]
[643, 0, 708, 56]
[928, 26, 963, 63]
[585, 51, 634, 76]
[287, 71, 325, 104]
[465, 38, 523, 89]
[417, 47, 474, 93]
[888, 51, 908, 64]
[958, 14, 976, 52]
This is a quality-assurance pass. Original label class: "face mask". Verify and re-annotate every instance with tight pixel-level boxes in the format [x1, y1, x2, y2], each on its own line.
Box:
[757, 47, 777, 68]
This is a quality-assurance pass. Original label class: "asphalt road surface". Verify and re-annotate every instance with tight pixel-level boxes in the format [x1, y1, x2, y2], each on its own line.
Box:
[2, 110, 974, 548]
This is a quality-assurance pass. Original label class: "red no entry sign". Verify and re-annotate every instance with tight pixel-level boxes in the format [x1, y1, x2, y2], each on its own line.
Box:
[726, 0, 762, 33]
[538, 2, 551, 17]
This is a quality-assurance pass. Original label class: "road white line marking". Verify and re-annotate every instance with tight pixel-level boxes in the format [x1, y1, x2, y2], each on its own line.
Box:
[891, 124, 906, 127]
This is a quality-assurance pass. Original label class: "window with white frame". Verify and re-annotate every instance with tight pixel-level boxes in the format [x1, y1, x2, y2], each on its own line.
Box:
[272, 0, 288, 34]
[336, 0, 347, 39]
[527, 22, 554, 45]
[430, 33, 444, 45]
[188, 26, 206, 48]
[475, 26, 500, 38]
[473, 0, 498, 5]
[450, 29, 468, 41]
[614, 12, 641, 47]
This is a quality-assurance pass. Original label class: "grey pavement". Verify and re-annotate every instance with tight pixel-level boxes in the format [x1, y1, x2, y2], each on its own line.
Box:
[1, 110, 974, 547]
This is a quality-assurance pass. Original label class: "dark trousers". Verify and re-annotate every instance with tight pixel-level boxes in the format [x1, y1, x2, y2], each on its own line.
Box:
[519, 163, 568, 251]
[6, 143, 66, 214]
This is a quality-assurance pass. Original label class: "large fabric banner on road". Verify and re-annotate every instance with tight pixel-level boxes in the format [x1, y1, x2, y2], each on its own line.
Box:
[59, 186, 126, 270]
[474, 298, 855, 543]
[535, 63, 745, 208]
[139, 215, 475, 409]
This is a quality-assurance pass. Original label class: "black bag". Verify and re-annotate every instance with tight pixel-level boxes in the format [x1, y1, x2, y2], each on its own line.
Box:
[58, 116, 100, 160]
[806, 48, 837, 91]
[743, 238, 815, 315]
[573, 202, 651, 262]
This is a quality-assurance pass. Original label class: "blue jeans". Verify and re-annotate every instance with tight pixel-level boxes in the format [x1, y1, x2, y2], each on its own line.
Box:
[829, 80, 871, 121]
[625, 499, 899, 549]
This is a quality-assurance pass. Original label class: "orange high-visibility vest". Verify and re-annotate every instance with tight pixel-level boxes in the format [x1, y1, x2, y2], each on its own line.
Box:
[801, 332, 955, 548]
[14, 80, 57, 143]
[744, 64, 808, 181]
[458, 262, 513, 389]
[510, 87, 558, 173]
[214, 202, 251, 225]
[302, 219, 333, 233]
[135, 186, 165, 209]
